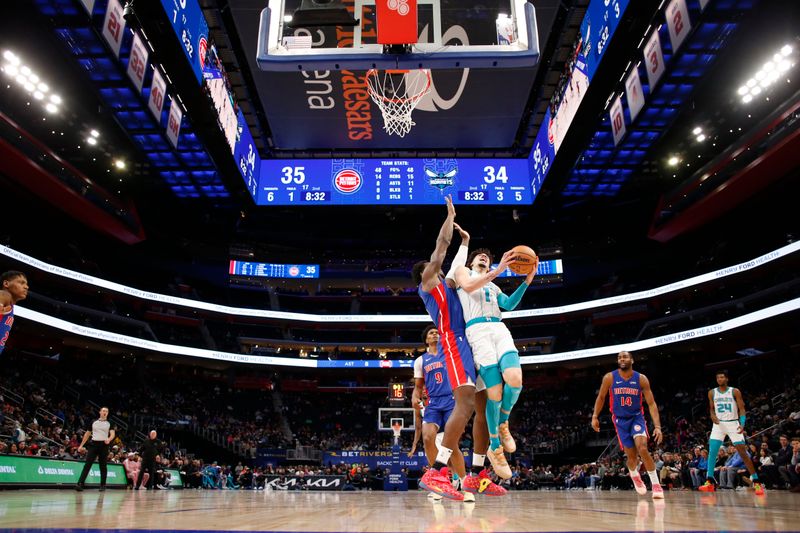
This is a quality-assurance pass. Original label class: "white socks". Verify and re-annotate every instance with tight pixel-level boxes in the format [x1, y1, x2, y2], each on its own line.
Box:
[435, 445, 453, 466]
[647, 470, 660, 487]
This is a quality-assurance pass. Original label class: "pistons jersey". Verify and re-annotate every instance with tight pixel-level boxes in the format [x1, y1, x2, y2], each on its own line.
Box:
[0, 307, 14, 355]
[609, 370, 643, 418]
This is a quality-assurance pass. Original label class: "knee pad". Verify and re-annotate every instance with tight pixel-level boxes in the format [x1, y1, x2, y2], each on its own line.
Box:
[478, 364, 503, 389]
[499, 351, 520, 373]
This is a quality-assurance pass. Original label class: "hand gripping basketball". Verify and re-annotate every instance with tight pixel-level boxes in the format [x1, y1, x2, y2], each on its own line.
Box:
[508, 245, 537, 275]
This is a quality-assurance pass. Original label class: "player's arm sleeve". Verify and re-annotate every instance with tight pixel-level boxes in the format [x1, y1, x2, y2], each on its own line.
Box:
[445, 245, 469, 284]
[497, 281, 529, 310]
[413, 357, 423, 379]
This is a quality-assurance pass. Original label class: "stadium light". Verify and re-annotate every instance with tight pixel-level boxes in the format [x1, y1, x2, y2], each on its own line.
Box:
[1, 51, 61, 113]
[738, 43, 796, 103]
[667, 155, 680, 166]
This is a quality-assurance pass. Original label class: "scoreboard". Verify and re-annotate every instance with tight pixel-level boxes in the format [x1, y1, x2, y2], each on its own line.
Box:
[255, 158, 534, 206]
[229, 261, 319, 279]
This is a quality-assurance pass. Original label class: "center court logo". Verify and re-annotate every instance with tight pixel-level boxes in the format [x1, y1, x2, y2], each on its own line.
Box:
[333, 169, 362, 194]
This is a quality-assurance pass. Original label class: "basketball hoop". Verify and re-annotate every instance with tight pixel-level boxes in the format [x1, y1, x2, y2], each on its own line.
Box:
[366, 69, 431, 137]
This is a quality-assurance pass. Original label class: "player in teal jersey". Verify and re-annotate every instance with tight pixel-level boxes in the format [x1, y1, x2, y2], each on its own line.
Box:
[698, 370, 764, 495]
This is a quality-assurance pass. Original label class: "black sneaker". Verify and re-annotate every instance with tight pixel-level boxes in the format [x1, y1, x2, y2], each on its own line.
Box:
[99, 486, 106, 492]
[75, 484, 84, 492]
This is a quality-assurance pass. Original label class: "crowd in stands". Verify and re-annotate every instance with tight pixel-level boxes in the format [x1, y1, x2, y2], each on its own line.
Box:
[0, 348, 798, 493]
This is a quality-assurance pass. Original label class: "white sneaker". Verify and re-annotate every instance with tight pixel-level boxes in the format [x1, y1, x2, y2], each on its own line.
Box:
[630, 471, 647, 496]
[487, 446, 512, 479]
[462, 491, 475, 502]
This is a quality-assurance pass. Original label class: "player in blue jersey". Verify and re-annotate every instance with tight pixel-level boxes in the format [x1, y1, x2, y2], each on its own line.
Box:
[0, 271, 28, 356]
[411, 196, 514, 501]
[592, 351, 664, 499]
[411, 325, 506, 501]
[698, 370, 764, 495]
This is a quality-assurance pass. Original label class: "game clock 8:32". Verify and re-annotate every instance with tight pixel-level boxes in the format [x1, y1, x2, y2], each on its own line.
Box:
[255, 158, 534, 206]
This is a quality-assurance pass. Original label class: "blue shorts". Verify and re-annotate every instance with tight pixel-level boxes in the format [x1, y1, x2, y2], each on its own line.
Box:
[423, 397, 455, 430]
[438, 331, 477, 391]
[613, 413, 649, 449]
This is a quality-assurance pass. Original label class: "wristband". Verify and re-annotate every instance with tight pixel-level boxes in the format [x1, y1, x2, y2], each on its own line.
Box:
[739, 415, 746, 427]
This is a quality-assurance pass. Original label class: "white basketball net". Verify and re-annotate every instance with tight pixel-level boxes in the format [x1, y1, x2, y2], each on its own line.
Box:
[391, 423, 403, 440]
[366, 69, 432, 137]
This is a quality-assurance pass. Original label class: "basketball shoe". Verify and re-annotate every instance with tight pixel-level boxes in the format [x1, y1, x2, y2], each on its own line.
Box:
[651, 483, 664, 499]
[463, 469, 507, 496]
[697, 480, 716, 493]
[420, 467, 464, 501]
[753, 482, 765, 496]
[498, 422, 516, 453]
[462, 491, 475, 502]
[487, 446, 512, 479]
[629, 470, 647, 495]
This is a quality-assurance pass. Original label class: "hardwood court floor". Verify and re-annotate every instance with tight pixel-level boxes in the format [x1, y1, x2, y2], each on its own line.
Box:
[0, 489, 797, 532]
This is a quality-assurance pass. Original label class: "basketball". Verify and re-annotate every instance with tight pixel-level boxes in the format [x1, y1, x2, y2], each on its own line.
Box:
[509, 245, 537, 275]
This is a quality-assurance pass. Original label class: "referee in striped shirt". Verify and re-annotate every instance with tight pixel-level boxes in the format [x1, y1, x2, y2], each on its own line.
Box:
[76, 406, 115, 491]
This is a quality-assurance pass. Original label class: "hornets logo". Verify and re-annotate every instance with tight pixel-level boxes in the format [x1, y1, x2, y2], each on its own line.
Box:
[424, 159, 458, 191]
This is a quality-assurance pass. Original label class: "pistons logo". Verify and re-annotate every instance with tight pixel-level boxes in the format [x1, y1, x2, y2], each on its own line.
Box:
[198, 36, 208, 69]
[380, 360, 393, 368]
[288, 266, 300, 277]
[333, 169, 362, 194]
[634, 424, 642, 432]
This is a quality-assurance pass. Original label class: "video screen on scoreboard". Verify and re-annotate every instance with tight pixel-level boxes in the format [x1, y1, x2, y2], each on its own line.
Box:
[493, 259, 563, 278]
[229, 261, 319, 279]
[256, 158, 533, 206]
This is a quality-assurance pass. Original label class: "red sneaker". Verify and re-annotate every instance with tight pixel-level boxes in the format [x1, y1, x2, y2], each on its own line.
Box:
[698, 480, 716, 493]
[420, 467, 464, 501]
[463, 470, 507, 496]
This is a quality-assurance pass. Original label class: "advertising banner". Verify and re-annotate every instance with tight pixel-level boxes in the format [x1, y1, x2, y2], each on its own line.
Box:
[323, 450, 472, 469]
[264, 475, 344, 491]
[0, 456, 126, 486]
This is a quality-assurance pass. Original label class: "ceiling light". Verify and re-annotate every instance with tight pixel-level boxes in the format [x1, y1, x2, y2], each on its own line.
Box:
[15, 74, 26, 85]
[763, 61, 774, 72]
[779, 60, 791, 72]
[283, 15, 293, 22]
[33, 91, 43, 100]
[45, 102, 58, 113]
[23, 82, 34, 92]
[746, 78, 757, 88]
[90, 129, 99, 138]
[28, 73, 39, 84]
[667, 156, 679, 166]
[737, 86, 748, 95]
[50, 94, 61, 104]
[696, 134, 706, 142]
[751, 85, 762, 95]
[692, 127, 702, 135]
[3, 64, 18, 76]
[782, 44, 793, 56]
[742, 94, 752, 103]
[37, 82, 48, 92]
[114, 159, 126, 169]
[20, 65, 30, 76]
[3, 51, 19, 65]
[86, 136, 97, 146]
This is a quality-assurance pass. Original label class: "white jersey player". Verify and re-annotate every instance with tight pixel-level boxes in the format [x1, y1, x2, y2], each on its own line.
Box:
[446, 234, 537, 478]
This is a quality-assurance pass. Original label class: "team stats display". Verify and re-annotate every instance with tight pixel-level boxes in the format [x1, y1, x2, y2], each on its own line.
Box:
[255, 158, 534, 206]
[229, 261, 319, 279]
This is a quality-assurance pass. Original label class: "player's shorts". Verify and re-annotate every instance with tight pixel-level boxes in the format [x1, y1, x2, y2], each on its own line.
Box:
[423, 396, 455, 430]
[612, 413, 649, 449]
[465, 321, 517, 370]
[710, 421, 745, 444]
[439, 330, 477, 391]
